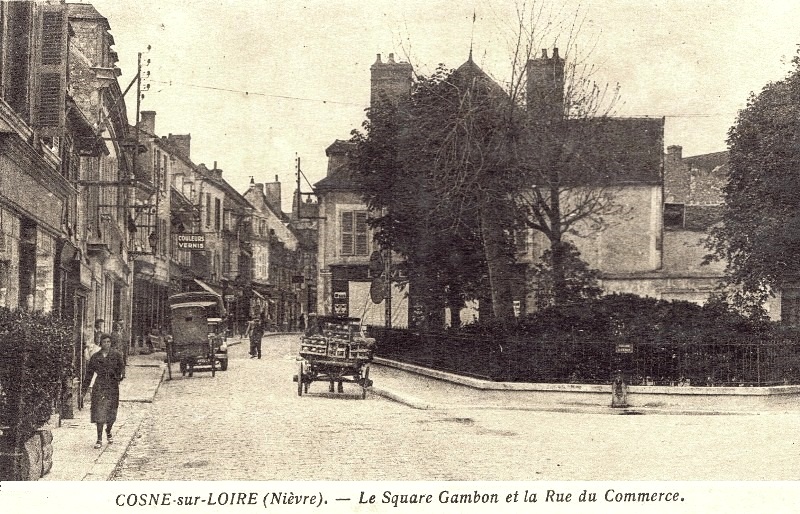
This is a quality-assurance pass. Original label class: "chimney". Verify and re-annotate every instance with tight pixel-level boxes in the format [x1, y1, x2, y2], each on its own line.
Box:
[370, 52, 413, 107]
[264, 175, 282, 214]
[167, 134, 191, 159]
[526, 47, 565, 122]
[140, 111, 156, 134]
[667, 145, 683, 161]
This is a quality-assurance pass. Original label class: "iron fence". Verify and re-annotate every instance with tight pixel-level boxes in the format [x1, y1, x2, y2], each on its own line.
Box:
[368, 327, 800, 386]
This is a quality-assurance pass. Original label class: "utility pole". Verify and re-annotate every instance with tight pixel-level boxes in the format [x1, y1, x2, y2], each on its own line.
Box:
[384, 247, 391, 329]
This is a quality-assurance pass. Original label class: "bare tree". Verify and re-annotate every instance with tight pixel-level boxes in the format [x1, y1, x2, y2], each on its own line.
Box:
[356, 1, 658, 322]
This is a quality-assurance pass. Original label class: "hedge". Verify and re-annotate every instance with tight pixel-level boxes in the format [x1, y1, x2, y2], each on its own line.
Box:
[0, 308, 73, 442]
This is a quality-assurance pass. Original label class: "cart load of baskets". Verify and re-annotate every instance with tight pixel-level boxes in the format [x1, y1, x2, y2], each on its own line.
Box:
[294, 315, 375, 399]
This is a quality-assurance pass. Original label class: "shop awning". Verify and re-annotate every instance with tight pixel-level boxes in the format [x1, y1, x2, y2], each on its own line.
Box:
[194, 278, 222, 296]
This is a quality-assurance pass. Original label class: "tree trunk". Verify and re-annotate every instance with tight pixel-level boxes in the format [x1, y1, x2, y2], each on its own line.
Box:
[480, 206, 516, 320]
[549, 181, 567, 306]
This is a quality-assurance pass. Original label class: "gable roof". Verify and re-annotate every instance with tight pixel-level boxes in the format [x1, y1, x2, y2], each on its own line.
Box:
[564, 117, 665, 185]
[315, 140, 361, 192]
[683, 150, 729, 174]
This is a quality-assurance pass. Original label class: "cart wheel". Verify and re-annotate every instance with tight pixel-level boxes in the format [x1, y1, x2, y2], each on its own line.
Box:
[297, 362, 304, 396]
[361, 366, 370, 399]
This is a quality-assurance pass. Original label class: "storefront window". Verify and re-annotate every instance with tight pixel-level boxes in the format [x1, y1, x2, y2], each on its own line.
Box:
[35, 230, 54, 312]
[0, 208, 20, 308]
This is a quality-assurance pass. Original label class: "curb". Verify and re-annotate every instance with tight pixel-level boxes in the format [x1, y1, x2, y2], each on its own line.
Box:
[369, 360, 788, 416]
[370, 387, 438, 410]
[369, 384, 763, 415]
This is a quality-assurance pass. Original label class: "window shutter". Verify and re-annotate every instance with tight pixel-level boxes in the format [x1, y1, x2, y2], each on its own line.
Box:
[355, 211, 368, 255]
[37, 5, 68, 137]
[5, 2, 33, 118]
[341, 211, 354, 255]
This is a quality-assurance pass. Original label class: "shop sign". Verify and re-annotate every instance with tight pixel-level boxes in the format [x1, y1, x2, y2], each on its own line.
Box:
[176, 234, 205, 249]
[615, 343, 633, 354]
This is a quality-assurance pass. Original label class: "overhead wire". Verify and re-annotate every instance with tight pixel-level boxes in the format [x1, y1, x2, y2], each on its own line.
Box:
[150, 79, 735, 118]
[149, 79, 363, 106]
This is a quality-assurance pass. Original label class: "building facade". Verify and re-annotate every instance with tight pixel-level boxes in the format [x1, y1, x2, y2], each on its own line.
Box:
[243, 176, 303, 331]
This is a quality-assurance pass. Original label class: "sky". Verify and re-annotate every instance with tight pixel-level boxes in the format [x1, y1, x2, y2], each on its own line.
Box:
[81, 0, 800, 212]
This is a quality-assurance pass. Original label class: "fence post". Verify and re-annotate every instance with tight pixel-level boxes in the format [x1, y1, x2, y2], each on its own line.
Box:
[611, 370, 628, 408]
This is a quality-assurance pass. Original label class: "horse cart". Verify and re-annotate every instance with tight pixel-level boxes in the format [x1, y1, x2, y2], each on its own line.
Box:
[294, 316, 375, 399]
[165, 292, 229, 379]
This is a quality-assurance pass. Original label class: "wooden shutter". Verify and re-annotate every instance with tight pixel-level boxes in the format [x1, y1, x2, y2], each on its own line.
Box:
[5, 2, 33, 118]
[341, 211, 354, 255]
[37, 5, 68, 137]
[355, 211, 368, 255]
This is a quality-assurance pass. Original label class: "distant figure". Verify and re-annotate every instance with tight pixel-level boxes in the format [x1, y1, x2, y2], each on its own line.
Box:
[81, 334, 124, 449]
[249, 316, 265, 359]
[110, 320, 127, 371]
[298, 313, 306, 332]
[93, 319, 105, 345]
[243, 317, 254, 340]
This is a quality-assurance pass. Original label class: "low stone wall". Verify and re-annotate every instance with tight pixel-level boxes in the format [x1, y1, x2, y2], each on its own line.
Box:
[375, 358, 800, 413]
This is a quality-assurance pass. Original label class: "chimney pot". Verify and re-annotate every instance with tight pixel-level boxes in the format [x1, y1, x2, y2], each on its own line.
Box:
[541, 49, 548, 58]
[552, 48, 559, 59]
[275, 174, 278, 182]
[388, 53, 395, 63]
[375, 53, 382, 63]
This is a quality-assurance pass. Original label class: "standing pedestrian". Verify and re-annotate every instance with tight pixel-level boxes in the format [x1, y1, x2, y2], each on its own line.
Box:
[80, 333, 124, 449]
[93, 318, 105, 345]
[110, 320, 128, 371]
[249, 316, 264, 359]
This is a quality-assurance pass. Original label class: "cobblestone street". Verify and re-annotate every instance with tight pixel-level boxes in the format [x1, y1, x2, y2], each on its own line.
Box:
[113, 334, 800, 481]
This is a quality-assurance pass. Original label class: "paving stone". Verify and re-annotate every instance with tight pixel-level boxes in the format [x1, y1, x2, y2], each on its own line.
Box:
[112, 334, 800, 481]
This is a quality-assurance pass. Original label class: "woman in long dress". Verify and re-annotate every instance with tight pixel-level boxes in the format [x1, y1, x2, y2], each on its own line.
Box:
[81, 333, 125, 449]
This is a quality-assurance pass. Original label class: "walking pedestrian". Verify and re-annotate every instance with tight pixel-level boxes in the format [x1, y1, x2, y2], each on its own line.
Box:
[249, 316, 264, 359]
[80, 333, 124, 449]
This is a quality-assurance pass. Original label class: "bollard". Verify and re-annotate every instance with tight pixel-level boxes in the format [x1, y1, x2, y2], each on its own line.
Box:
[611, 370, 628, 408]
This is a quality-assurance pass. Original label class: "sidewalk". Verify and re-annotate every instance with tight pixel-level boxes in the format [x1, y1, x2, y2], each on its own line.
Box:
[40, 333, 787, 481]
[41, 352, 165, 481]
[40, 335, 255, 481]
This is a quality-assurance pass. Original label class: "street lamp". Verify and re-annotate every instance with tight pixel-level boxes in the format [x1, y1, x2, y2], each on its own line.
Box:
[148, 231, 158, 254]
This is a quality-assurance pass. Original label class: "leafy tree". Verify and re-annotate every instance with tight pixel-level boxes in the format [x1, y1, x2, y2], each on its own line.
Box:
[706, 51, 800, 315]
[352, 3, 634, 321]
[350, 69, 494, 328]
[529, 240, 602, 309]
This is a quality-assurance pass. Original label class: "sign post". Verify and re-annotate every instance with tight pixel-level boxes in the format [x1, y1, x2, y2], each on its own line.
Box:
[384, 248, 391, 329]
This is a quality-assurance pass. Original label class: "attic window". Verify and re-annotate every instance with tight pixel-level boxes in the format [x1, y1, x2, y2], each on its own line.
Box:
[664, 203, 685, 229]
